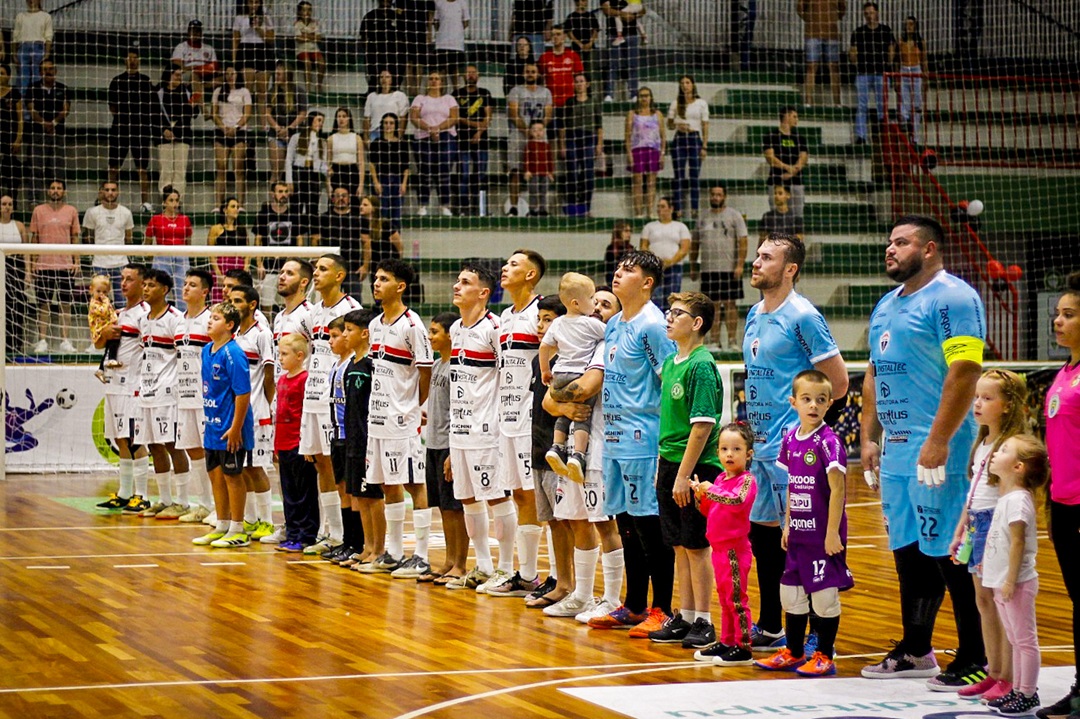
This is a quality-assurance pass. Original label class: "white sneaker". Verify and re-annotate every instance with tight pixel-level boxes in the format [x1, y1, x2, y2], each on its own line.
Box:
[576, 597, 618, 624]
[84, 344, 97, 354]
[32, 339, 48, 353]
[203, 510, 218, 526]
[603, 95, 614, 103]
[140, 202, 154, 213]
[417, 205, 429, 217]
[179, 505, 210, 523]
[58, 340, 76, 353]
[476, 568, 512, 594]
[543, 594, 594, 618]
[259, 526, 287, 544]
[440, 206, 453, 216]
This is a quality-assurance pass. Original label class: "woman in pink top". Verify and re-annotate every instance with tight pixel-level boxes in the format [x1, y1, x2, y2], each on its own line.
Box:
[144, 185, 193, 309]
[1043, 270, 1080, 715]
[409, 70, 459, 217]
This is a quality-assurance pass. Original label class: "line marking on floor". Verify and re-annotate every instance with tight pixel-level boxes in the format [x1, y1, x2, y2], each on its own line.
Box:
[0, 550, 279, 561]
[199, 561, 246, 567]
[113, 564, 159, 569]
[0, 524, 198, 532]
[25, 565, 70, 570]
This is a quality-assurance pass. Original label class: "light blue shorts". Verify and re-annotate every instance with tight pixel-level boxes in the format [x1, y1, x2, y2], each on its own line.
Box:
[749, 460, 787, 524]
[602, 456, 658, 517]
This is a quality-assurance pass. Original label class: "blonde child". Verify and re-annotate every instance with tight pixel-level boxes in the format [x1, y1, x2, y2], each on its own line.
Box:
[539, 272, 606, 483]
[982, 434, 1049, 716]
[274, 333, 319, 552]
[88, 274, 121, 382]
[689, 422, 758, 666]
[294, 1, 325, 93]
[948, 369, 1028, 699]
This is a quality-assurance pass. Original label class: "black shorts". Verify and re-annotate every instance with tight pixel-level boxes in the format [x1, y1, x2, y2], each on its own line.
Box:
[331, 441, 348, 483]
[237, 44, 276, 74]
[401, 36, 432, 65]
[206, 448, 251, 476]
[108, 127, 151, 170]
[656, 457, 712, 550]
[349, 455, 384, 499]
[425, 447, 462, 511]
[32, 269, 76, 306]
[435, 49, 465, 74]
[700, 271, 744, 302]
[215, 128, 249, 149]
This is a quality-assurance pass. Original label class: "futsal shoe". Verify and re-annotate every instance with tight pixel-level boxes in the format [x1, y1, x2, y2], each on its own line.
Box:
[250, 521, 275, 540]
[577, 598, 618, 624]
[694, 642, 732, 662]
[795, 652, 837, 677]
[122, 495, 150, 514]
[715, 645, 754, 666]
[192, 530, 226, 546]
[927, 654, 989, 692]
[754, 648, 807, 672]
[211, 532, 251, 548]
[525, 575, 557, 602]
[647, 612, 692, 643]
[543, 594, 593, 618]
[178, 505, 210, 523]
[862, 644, 939, 679]
[997, 692, 1040, 717]
[390, 555, 431, 579]
[749, 624, 787, 652]
[958, 676, 999, 699]
[154, 503, 189, 520]
[96, 494, 129, 510]
[628, 608, 671, 638]
[682, 619, 718, 649]
[588, 604, 647, 630]
[486, 571, 541, 597]
[475, 568, 512, 594]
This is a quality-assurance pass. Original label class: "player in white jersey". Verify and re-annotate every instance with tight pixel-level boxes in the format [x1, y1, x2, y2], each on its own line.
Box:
[131, 268, 190, 518]
[486, 249, 547, 597]
[173, 268, 216, 523]
[301, 254, 362, 552]
[222, 268, 270, 329]
[272, 259, 314, 379]
[95, 263, 151, 511]
[229, 285, 279, 540]
[445, 263, 519, 591]
[362, 259, 434, 577]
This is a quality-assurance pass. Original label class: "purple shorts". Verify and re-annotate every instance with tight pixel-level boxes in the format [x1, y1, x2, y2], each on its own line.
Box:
[781, 540, 854, 593]
[631, 147, 661, 174]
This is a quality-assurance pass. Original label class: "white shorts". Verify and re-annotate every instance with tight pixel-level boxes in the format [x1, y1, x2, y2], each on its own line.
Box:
[499, 433, 534, 492]
[299, 411, 333, 456]
[250, 419, 274, 469]
[555, 469, 610, 523]
[175, 407, 205, 450]
[133, 404, 179, 446]
[366, 435, 425, 485]
[104, 393, 136, 441]
[451, 446, 507, 502]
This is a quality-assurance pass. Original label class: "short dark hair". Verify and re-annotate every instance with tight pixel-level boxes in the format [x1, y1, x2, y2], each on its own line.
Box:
[124, 262, 148, 278]
[892, 214, 946, 248]
[224, 268, 254, 286]
[145, 267, 173, 291]
[710, 182, 727, 194]
[461, 262, 498, 294]
[537, 294, 567, 316]
[617, 250, 663, 292]
[760, 233, 806, 281]
[779, 105, 798, 122]
[48, 178, 66, 189]
[792, 368, 833, 395]
[431, 311, 459, 330]
[344, 308, 378, 329]
[320, 253, 347, 274]
[229, 284, 260, 304]
[513, 248, 548, 281]
[1064, 271, 1080, 302]
[668, 291, 715, 337]
[863, 1, 879, 10]
[185, 267, 214, 291]
[289, 258, 315, 282]
[375, 258, 417, 289]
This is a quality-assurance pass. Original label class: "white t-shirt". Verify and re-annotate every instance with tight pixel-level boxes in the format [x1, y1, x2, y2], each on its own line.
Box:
[138, 305, 183, 408]
[543, 314, 606, 376]
[328, 132, 361, 164]
[434, 0, 470, 51]
[641, 220, 691, 262]
[448, 311, 501, 449]
[966, 441, 999, 512]
[694, 206, 747, 273]
[83, 204, 134, 269]
[364, 91, 410, 131]
[667, 98, 710, 134]
[293, 19, 320, 54]
[13, 11, 53, 44]
[174, 308, 210, 410]
[233, 14, 274, 45]
[213, 86, 253, 129]
[368, 308, 434, 439]
[981, 489, 1038, 589]
[171, 41, 219, 69]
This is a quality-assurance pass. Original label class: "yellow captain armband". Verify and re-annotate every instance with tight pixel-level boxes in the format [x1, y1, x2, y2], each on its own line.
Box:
[942, 336, 985, 365]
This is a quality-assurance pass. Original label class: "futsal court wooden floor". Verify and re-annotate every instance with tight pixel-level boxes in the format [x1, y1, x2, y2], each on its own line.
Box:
[0, 471, 1072, 719]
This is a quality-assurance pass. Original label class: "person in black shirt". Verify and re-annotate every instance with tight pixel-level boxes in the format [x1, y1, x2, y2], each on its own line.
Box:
[154, 66, 200, 203]
[510, 0, 554, 60]
[849, 1, 896, 144]
[312, 186, 368, 299]
[360, 0, 401, 92]
[25, 58, 69, 200]
[253, 181, 307, 278]
[368, 113, 412, 233]
[340, 307, 381, 567]
[565, 0, 601, 83]
[601, 0, 642, 102]
[395, 0, 435, 97]
[762, 105, 808, 218]
[503, 36, 534, 96]
[0, 66, 22, 202]
[360, 195, 404, 303]
[453, 65, 493, 216]
[108, 47, 156, 212]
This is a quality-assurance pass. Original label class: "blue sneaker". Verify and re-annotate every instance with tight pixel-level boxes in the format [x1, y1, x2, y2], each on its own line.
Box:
[804, 632, 818, 656]
[276, 540, 303, 552]
[750, 624, 787, 653]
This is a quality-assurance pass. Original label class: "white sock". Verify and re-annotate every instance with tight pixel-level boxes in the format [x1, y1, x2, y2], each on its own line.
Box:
[254, 490, 273, 524]
[229, 520, 244, 535]
[491, 501, 518, 574]
[172, 471, 190, 506]
[413, 508, 432, 560]
[320, 491, 343, 542]
[602, 548, 625, 607]
[156, 471, 173, 505]
[385, 501, 407, 559]
[118, 458, 134, 498]
[190, 457, 213, 507]
[683, 609, 699, 622]
[216, 519, 230, 533]
[244, 494, 257, 524]
[546, 525, 558, 579]
[517, 524, 543, 581]
[699, 612, 713, 626]
[573, 546, 600, 601]
[134, 455, 149, 497]
[463, 502, 494, 575]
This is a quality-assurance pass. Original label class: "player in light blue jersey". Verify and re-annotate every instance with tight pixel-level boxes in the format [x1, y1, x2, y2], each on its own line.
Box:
[860, 215, 988, 686]
[741, 232, 848, 650]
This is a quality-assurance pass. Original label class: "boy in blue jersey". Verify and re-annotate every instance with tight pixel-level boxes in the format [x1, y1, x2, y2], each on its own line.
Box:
[193, 302, 256, 549]
[861, 215, 987, 685]
[742, 233, 848, 651]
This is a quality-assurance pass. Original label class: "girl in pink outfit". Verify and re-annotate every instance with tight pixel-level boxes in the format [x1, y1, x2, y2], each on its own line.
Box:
[690, 422, 758, 666]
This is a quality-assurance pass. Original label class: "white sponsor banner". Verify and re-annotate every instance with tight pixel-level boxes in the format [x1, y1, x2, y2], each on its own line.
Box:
[4, 365, 115, 473]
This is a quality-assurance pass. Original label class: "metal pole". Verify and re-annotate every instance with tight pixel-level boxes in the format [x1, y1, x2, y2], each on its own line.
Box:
[0, 250, 7, 480]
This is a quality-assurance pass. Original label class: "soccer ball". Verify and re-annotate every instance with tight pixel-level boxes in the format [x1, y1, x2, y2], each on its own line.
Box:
[55, 388, 77, 410]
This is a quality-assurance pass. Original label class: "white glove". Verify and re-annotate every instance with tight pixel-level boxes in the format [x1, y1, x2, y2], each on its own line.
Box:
[917, 464, 946, 487]
[863, 469, 879, 490]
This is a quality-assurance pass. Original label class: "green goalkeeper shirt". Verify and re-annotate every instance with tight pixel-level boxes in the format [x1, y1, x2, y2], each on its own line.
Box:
[659, 344, 724, 468]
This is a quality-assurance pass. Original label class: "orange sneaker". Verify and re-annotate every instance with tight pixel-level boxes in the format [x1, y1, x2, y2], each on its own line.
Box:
[795, 651, 837, 677]
[628, 607, 671, 638]
[587, 604, 648, 630]
[754, 647, 807, 672]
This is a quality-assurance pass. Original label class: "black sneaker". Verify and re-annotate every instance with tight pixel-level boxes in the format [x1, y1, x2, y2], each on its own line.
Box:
[990, 690, 1021, 710]
[648, 612, 692, 643]
[682, 618, 717, 649]
[749, 624, 787, 652]
[999, 692, 1040, 717]
[507, 207, 519, 216]
[715, 645, 754, 666]
[545, 445, 569, 476]
[326, 544, 354, 564]
[96, 494, 129, 510]
[693, 642, 732, 663]
[1037, 685, 1080, 719]
[525, 575, 557, 602]
[926, 655, 989, 692]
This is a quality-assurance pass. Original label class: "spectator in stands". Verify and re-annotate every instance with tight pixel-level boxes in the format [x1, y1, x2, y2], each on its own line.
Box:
[603, 219, 634, 283]
[396, 0, 436, 97]
[212, 66, 253, 211]
[762, 105, 808, 218]
[849, 1, 896, 145]
[12, 0, 52, 96]
[363, 69, 409, 142]
[667, 74, 709, 218]
[233, 0, 276, 110]
[285, 110, 329, 219]
[625, 86, 665, 218]
[0, 195, 27, 353]
[145, 186, 194, 308]
[311, 186, 367, 298]
[565, 0, 600, 82]
[83, 181, 133, 306]
[898, 15, 925, 145]
[640, 196, 691, 307]
[523, 121, 553, 216]
[506, 62, 552, 216]
[797, 0, 845, 107]
[0, 64, 24, 202]
[539, 25, 583, 112]
[502, 36, 534, 96]
[510, 0, 554, 60]
[362, 195, 403, 299]
[327, 107, 365, 198]
[29, 178, 79, 354]
[733, 0, 757, 71]
[433, 0, 470, 91]
[453, 64, 493, 216]
[253, 181, 306, 279]
[108, 47, 156, 213]
[558, 72, 603, 216]
[264, 61, 308, 184]
[294, 1, 326, 94]
[208, 197, 250, 301]
[759, 184, 804, 241]
[154, 66, 198, 202]
[25, 58, 67, 200]
[410, 69, 459, 217]
[360, 0, 400, 92]
[171, 20, 220, 112]
[601, 0, 643, 102]
[368, 113, 411, 231]
[691, 184, 748, 349]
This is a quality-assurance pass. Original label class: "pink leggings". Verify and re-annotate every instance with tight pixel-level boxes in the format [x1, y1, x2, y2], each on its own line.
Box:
[994, 577, 1040, 696]
[712, 540, 753, 648]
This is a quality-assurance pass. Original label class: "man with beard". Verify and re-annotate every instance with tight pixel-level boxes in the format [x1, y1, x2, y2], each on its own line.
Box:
[742, 232, 848, 654]
[272, 259, 314, 378]
[860, 215, 988, 687]
[691, 183, 748, 350]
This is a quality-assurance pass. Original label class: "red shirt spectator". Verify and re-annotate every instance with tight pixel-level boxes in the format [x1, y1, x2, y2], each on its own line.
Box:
[538, 27, 583, 107]
[145, 211, 193, 246]
[525, 138, 554, 177]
